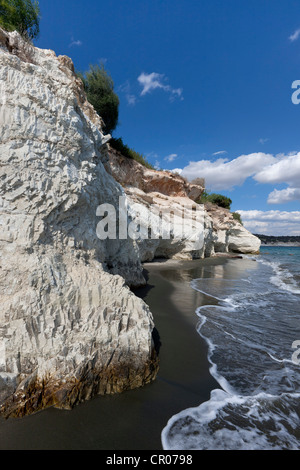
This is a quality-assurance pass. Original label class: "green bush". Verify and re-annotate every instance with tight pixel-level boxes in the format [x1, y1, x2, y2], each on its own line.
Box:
[0, 0, 40, 40]
[0, 1, 14, 30]
[232, 212, 243, 225]
[78, 64, 119, 135]
[78, 65, 154, 169]
[200, 191, 232, 210]
[110, 137, 154, 169]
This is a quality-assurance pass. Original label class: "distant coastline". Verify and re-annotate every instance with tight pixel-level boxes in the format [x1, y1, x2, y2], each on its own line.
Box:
[254, 234, 300, 247]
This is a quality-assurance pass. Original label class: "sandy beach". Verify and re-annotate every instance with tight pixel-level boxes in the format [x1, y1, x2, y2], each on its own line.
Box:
[0, 258, 225, 450]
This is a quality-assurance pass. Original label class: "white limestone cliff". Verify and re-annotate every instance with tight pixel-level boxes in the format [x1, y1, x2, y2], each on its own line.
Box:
[0, 29, 158, 417]
[203, 203, 261, 255]
[107, 148, 261, 260]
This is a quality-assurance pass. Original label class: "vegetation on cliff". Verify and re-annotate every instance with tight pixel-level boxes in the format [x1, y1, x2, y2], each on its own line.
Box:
[78, 64, 120, 135]
[109, 137, 154, 170]
[199, 191, 232, 210]
[0, 0, 40, 40]
[232, 212, 243, 225]
[197, 190, 243, 225]
[78, 64, 154, 169]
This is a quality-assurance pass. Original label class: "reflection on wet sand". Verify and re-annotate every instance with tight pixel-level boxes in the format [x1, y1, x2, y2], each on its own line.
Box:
[143, 257, 259, 325]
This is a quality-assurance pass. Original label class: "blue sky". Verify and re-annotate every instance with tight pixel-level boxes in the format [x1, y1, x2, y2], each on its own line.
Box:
[35, 0, 300, 235]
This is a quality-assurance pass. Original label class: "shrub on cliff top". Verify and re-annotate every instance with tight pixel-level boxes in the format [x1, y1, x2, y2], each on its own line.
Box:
[0, 0, 40, 40]
[78, 65, 154, 169]
[200, 191, 232, 210]
[78, 64, 120, 135]
[110, 137, 154, 170]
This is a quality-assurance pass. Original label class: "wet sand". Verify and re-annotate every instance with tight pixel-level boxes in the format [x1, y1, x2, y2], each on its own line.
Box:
[0, 257, 231, 450]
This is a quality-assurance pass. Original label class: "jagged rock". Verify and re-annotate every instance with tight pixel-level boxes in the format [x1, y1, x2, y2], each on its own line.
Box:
[107, 147, 204, 200]
[204, 203, 261, 255]
[0, 28, 158, 417]
[107, 149, 261, 260]
[107, 147, 206, 261]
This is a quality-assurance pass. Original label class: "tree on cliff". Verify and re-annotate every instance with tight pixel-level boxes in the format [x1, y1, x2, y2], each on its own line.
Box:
[0, 0, 40, 40]
[79, 64, 120, 135]
[78, 64, 155, 168]
[0, 1, 14, 30]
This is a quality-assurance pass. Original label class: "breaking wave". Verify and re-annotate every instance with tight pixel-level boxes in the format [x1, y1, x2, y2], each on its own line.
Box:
[162, 247, 300, 450]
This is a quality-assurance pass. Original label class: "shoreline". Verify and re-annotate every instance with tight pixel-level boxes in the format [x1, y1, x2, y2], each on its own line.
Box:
[260, 243, 300, 247]
[0, 257, 233, 450]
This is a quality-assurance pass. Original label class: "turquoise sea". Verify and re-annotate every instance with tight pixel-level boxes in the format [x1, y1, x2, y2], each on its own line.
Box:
[162, 246, 300, 450]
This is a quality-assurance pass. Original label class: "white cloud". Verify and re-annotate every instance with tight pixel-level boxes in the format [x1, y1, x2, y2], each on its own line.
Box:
[254, 152, 300, 187]
[170, 168, 183, 175]
[267, 187, 300, 204]
[137, 72, 183, 100]
[254, 152, 300, 203]
[126, 94, 137, 106]
[237, 210, 300, 222]
[259, 138, 269, 145]
[181, 153, 276, 190]
[164, 153, 178, 163]
[289, 28, 300, 42]
[212, 150, 227, 156]
[69, 38, 82, 47]
[236, 210, 300, 235]
[117, 81, 137, 106]
[138, 72, 162, 95]
[178, 151, 300, 202]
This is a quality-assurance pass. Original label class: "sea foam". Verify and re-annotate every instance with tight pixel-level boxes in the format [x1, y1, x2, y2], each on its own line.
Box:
[162, 390, 300, 450]
[161, 248, 300, 450]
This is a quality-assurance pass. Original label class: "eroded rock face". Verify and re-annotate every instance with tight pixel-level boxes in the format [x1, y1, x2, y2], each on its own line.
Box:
[0, 29, 158, 417]
[107, 147, 207, 261]
[107, 148, 204, 201]
[204, 203, 261, 255]
[107, 148, 261, 260]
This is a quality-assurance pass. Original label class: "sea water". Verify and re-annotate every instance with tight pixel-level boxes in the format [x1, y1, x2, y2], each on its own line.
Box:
[161, 246, 300, 450]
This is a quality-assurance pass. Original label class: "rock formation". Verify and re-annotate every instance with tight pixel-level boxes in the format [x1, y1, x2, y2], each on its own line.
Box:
[107, 147, 261, 260]
[0, 29, 158, 417]
[204, 203, 261, 255]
